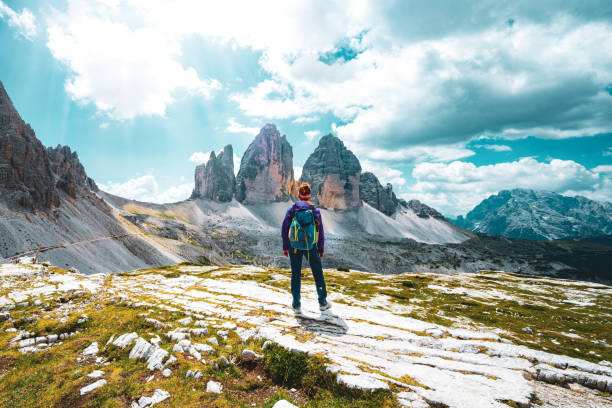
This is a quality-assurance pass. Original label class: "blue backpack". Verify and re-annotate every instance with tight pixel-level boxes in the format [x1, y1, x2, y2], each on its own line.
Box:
[289, 209, 318, 251]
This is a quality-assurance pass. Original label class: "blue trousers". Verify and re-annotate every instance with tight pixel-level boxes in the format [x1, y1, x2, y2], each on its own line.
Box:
[289, 247, 328, 308]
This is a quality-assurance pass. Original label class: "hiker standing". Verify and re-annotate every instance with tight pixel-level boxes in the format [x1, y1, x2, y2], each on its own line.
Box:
[281, 182, 331, 314]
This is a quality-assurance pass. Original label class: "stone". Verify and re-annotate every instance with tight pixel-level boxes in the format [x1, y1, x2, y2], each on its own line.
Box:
[192, 342, 214, 353]
[113, 332, 138, 348]
[190, 328, 208, 336]
[166, 329, 190, 342]
[87, 370, 104, 379]
[359, 172, 399, 216]
[207, 337, 219, 346]
[192, 145, 236, 202]
[82, 342, 99, 355]
[185, 369, 202, 379]
[241, 349, 262, 362]
[206, 380, 223, 394]
[272, 401, 298, 408]
[144, 318, 168, 329]
[164, 355, 178, 366]
[0, 311, 10, 321]
[146, 347, 169, 371]
[80, 379, 106, 396]
[173, 339, 191, 353]
[46, 334, 58, 343]
[131, 389, 170, 408]
[523, 327, 534, 335]
[235, 124, 294, 204]
[219, 356, 229, 367]
[301, 134, 361, 210]
[129, 337, 154, 360]
[162, 368, 171, 377]
[176, 316, 192, 326]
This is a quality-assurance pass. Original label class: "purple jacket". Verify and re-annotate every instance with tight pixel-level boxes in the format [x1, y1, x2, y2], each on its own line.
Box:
[282, 201, 325, 254]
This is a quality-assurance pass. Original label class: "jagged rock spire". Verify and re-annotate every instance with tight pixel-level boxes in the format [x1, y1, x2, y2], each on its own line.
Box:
[192, 144, 235, 202]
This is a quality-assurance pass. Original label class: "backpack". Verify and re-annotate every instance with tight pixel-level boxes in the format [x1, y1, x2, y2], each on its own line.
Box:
[289, 209, 319, 251]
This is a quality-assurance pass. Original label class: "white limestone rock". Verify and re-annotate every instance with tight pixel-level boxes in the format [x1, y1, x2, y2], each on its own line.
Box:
[82, 342, 99, 356]
[241, 349, 262, 362]
[131, 388, 170, 408]
[185, 370, 202, 379]
[87, 370, 104, 379]
[112, 332, 138, 348]
[207, 337, 219, 346]
[206, 380, 222, 394]
[80, 379, 106, 395]
[272, 401, 298, 408]
[177, 316, 192, 326]
[192, 343, 214, 353]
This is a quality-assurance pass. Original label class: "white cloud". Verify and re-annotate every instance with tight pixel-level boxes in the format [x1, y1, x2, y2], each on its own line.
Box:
[46, 1, 220, 120]
[294, 166, 303, 180]
[189, 152, 209, 164]
[292, 116, 320, 124]
[99, 174, 193, 203]
[361, 159, 406, 187]
[403, 158, 608, 216]
[604, 148, 612, 157]
[226, 118, 260, 135]
[304, 130, 321, 142]
[360, 144, 475, 163]
[0, 1, 36, 40]
[473, 144, 512, 152]
[231, 13, 612, 162]
[593, 165, 612, 173]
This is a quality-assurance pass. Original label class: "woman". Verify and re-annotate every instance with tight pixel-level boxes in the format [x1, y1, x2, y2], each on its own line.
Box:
[281, 182, 331, 314]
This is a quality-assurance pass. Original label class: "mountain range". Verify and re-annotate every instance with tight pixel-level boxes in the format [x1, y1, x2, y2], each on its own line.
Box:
[455, 189, 612, 241]
[1, 79, 611, 282]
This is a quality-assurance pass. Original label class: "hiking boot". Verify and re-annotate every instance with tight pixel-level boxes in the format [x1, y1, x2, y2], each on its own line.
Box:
[319, 301, 332, 311]
[293, 305, 302, 315]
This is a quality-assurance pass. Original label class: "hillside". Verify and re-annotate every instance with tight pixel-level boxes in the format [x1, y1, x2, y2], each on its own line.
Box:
[0, 259, 610, 407]
[455, 189, 612, 240]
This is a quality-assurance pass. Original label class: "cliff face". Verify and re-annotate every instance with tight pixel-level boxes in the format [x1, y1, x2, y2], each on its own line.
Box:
[359, 172, 399, 216]
[0, 81, 60, 210]
[0, 80, 98, 210]
[301, 134, 361, 210]
[47, 145, 98, 199]
[192, 145, 235, 202]
[235, 124, 294, 204]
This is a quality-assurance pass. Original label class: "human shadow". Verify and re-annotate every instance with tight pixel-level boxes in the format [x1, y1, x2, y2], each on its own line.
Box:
[294, 309, 348, 337]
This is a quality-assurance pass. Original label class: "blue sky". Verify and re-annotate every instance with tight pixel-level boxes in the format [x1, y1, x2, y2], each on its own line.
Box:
[1, 0, 611, 217]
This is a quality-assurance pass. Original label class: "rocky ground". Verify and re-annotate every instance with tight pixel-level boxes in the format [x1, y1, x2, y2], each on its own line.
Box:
[0, 259, 610, 407]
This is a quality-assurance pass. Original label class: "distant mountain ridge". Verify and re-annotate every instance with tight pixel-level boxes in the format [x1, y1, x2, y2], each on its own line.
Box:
[455, 189, 612, 240]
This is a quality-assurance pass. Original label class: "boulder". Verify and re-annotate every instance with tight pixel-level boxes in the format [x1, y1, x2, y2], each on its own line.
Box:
[192, 145, 235, 202]
[359, 172, 398, 216]
[235, 124, 294, 204]
[301, 134, 361, 210]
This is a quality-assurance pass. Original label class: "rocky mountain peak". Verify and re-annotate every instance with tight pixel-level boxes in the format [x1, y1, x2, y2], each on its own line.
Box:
[0, 80, 98, 210]
[359, 172, 399, 216]
[47, 144, 98, 198]
[0, 80, 60, 210]
[235, 124, 293, 204]
[301, 134, 361, 210]
[192, 144, 235, 202]
[455, 189, 612, 240]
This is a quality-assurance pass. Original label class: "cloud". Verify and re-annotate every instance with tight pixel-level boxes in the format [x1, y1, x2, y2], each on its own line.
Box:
[304, 130, 321, 142]
[292, 116, 319, 124]
[294, 166, 303, 180]
[46, 1, 220, 120]
[99, 174, 193, 203]
[403, 157, 607, 216]
[593, 165, 612, 173]
[604, 148, 612, 157]
[361, 159, 406, 187]
[472, 144, 512, 152]
[189, 152, 209, 164]
[0, 1, 36, 40]
[226, 118, 260, 135]
[231, 10, 612, 163]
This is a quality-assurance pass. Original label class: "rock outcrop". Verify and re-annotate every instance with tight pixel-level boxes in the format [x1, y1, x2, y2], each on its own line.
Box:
[192, 145, 235, 202]
[235, 124, 293, 204]
[455, 189, 612, 240]
[0, 80, 60, 210]
[301, 134, 361, 210]
[359, 172, 399, 216]
[47, 145, 98, 199]
[406, 199, 445, 219]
